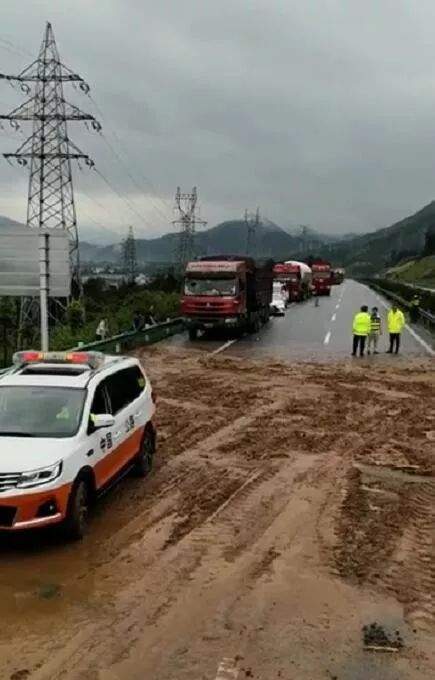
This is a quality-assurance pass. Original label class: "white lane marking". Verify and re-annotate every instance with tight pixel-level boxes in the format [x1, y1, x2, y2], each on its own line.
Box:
[376, 297, 435, 357]
[324, 330, 331, 345]
[331, 313, 336, 322]
[215, 658, 239, 679]
[209, 339, 238, 356]
[335, 303, 340, 309]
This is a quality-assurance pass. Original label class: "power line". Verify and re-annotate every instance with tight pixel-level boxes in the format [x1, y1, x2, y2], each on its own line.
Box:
[93, 166, 157, 231]
[98, 130, 170, 223]
[86, 92, 173, 222]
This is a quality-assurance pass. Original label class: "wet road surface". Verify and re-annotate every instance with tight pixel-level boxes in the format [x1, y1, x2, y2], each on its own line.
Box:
[0, 283, 434, 680]
[168, 279, 434, 361]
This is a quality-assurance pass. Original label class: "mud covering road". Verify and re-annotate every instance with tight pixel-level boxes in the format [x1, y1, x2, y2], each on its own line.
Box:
[1, 345, 434, 680]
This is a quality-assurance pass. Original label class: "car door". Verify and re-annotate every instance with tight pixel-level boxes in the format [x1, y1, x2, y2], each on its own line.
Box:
[103, 368, 143, 485]
[86, 379, 114, 491]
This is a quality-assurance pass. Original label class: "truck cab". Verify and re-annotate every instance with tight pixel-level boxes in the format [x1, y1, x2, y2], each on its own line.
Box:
[181, 256, 273, 339]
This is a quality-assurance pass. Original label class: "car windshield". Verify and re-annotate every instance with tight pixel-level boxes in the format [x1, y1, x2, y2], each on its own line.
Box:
[184, 278, 237, 296]
[0, 386, 86, 438]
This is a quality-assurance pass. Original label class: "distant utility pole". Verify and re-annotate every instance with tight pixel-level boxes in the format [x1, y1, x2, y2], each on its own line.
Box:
[173, 186, 206, 269]
[123, 226, 137, 285]
[0, 22, 101, 336]
[245, 207, 260, 257]
[299, 225, 308, 254]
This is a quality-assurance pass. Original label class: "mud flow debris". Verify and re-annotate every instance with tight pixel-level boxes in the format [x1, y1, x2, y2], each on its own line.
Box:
[363, 622, 404, 652]
[0, 347, 433, 680]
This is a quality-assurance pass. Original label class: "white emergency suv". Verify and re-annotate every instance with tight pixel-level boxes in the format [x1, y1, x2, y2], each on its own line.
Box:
[0, 351, 156, 539]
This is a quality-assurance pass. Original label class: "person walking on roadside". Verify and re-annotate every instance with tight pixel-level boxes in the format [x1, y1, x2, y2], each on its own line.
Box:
[367, 306, 382, 355]
[133, 310, 144, 331]
[95, 318, 109, 341]
[352, 305, 371, 357]
[410, 294, 421, 323]
[387, 305, 405, 354]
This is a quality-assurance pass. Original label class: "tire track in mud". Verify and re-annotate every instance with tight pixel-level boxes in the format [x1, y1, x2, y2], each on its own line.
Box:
[3, 348, 435, 680]
[391, 483, 435, 631]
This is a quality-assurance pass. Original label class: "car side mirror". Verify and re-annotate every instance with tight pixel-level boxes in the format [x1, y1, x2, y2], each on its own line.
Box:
[92, 414, 115, 430]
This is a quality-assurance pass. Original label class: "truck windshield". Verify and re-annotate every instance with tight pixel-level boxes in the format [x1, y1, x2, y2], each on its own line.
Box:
[0, 386, 86, 438]
[313, 271, 330, 279]
[184, 278, 237, 296]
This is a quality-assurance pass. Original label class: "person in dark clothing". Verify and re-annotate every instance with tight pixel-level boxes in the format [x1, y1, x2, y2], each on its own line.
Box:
[133, 311, 144, 331]
[410, 295, 420, 323]
[143, 306, 156, 326]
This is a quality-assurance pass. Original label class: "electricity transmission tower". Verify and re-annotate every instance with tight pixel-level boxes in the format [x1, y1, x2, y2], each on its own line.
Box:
[123, 226, 137, 285]
[0, 22, 101, 333]
[173, 187, 206, 269]
[245, 207, 260, 256]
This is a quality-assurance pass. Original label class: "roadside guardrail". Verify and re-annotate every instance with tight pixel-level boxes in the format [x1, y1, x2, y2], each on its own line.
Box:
[71, 317, 185, 353]
[0, 317, 185, 374]
[367, 281, 435, 333]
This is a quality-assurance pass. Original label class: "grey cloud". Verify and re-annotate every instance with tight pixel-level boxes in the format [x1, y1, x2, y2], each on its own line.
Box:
[1, 0, 435, 239]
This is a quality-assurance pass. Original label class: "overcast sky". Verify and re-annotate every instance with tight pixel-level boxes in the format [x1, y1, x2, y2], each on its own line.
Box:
[1, 0, 435, 242]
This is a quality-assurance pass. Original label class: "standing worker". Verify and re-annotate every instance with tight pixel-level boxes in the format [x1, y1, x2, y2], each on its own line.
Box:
[95, 318, 109, 342]
[387, 305, 405, 354]
[352, 305, 371, 357]
[367, 306, 382, 355]
[410, 294, 421, 323]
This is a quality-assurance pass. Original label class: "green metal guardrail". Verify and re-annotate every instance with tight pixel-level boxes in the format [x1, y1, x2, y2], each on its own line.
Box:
[0, 317, 185, 375]
[366, 282, 435, 333]
[71, 317, 185, 353]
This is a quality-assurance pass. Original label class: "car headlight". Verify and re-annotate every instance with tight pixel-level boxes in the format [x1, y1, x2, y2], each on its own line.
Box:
[17, 461, 63, 489]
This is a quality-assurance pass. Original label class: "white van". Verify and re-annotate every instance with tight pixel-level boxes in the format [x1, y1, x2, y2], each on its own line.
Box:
[0, 351, 156, 539]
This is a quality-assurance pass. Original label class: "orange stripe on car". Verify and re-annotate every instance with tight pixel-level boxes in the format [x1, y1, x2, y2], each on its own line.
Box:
[94, 425, 145, 489]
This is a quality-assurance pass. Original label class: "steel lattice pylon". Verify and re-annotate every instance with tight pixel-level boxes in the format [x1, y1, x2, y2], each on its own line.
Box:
[0, 22, 100, 338]
[172, 186, 206, 270]
[123, 226, 137, 285]
[245, 207, 260, 257]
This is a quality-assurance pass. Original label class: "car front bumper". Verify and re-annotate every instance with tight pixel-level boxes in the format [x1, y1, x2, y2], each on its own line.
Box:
[0, 483, 71, 530]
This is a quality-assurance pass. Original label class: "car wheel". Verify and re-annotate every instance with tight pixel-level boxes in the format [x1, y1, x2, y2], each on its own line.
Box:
[134, 427, 155, 478]
[64, 478, 90, 541]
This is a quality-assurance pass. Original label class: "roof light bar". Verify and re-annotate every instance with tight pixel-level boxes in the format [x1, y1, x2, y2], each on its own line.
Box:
[13, 350, 105, 370]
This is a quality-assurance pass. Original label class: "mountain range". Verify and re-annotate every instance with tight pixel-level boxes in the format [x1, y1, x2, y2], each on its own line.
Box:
[2, 200, 435, 274]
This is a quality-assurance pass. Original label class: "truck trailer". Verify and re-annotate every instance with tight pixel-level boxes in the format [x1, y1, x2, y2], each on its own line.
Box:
[181, 256, 273, 340]
[273, 261, 312, 303]
[311, 260, 332, 296]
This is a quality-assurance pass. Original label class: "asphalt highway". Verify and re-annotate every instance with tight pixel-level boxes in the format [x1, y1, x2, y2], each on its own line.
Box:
[169, 279, 434, 361]
[230, 278, 434, 361]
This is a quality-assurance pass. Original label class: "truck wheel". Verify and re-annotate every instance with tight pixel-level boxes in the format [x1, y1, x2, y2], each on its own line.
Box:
[63, 478, 90, 541]
[188, 327, 198, 341]
[134, 426, 155, 478]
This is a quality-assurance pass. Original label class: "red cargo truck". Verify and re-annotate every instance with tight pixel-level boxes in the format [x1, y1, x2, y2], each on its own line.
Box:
[182, 256, 273, 340]
[273, 262, 312, 303]
[311, 260, 332, 296]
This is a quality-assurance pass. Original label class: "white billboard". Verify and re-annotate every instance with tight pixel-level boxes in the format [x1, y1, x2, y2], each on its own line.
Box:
[0, 228, 70, 297]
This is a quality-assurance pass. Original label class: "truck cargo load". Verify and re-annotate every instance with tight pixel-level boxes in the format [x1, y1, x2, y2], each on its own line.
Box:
[181, 256, 273, 340]
[273, 261, 312, 302]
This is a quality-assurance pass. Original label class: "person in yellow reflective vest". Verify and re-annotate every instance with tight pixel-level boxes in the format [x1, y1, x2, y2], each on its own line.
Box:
[352, 305, 371, 357]
[387, 305, 405, 354]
